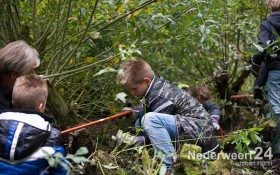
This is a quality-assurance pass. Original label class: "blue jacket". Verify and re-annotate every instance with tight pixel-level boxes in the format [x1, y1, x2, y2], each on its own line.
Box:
[204, 101, 220, 117]
[0, 109, 67, 175]
[252, 11, 280, 71]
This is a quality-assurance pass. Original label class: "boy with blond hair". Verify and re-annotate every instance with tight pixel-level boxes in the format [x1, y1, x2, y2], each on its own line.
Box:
[117, 57, 218, 174]
[0, 74, 67, 175]
[251, 0, 280, 158]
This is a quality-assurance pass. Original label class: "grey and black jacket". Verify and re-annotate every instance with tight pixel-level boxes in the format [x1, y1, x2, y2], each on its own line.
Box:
[142, 76, 215, 150]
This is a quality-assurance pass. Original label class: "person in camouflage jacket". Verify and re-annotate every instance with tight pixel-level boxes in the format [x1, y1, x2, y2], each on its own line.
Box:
[117, 58, 218, 172]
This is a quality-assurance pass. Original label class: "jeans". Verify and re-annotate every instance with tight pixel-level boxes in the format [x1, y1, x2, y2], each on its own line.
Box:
[268, 70, 280, 115]
[139, 112, 177, 167]
[268, 70, 280, 155]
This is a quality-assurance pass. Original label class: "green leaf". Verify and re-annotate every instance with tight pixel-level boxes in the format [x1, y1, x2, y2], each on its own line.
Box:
[66, 154, 75, 159]
[253, 43, 264, 52]
[48, 158, 56, 167]
[205, 19, 219, 24]
[90, 32, 101, 39]
[243, 139, 250, 146]
[115, 92, 127, 103]
[71, 156, 91, 163]
[199, 24, 205, 33]
[235, 142, 243, 153]
[54, 152, 64, 158]
[75, 147, 89, 156]
[250, 132, 258, 144]
[249, 127, 263, 132]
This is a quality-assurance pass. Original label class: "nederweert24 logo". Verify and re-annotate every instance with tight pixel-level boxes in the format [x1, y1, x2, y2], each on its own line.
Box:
[186, 147, 273, 161]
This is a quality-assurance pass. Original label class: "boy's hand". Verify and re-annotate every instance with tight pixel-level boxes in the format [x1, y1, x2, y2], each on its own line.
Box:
[251, 56, 261, 77]
[209, 115, 220, 130]
[122, 105, 143, 117]
[212, 122, 220, 130]
[134, 136, 145, 146]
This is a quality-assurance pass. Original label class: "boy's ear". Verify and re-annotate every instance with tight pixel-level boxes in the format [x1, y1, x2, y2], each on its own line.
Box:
[36, 103, 45, 112]
[143, 77, 152, 85]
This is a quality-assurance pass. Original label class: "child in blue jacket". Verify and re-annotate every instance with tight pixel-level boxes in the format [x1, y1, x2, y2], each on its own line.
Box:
[0, 74, 67, 175]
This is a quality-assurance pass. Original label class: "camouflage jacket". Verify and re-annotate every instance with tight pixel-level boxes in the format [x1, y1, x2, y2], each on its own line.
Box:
[142, 76, 214, 144]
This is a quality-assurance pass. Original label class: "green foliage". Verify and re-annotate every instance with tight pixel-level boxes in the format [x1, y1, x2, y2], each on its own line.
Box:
[0, 0, 276, 174]
[0, 0, 269, 119]
[231, 129, 262, 156]
[43, 147, 90, 174]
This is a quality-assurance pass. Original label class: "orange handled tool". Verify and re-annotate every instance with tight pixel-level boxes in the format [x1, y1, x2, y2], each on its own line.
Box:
[219, 127, 224, 138]
[61, 110, 132, 135]
[230, 94, 253, 99]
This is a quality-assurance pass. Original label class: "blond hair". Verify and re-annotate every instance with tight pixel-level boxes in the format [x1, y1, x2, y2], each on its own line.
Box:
[116, 57, 155, 85]
[12, 74, 48, 110]
[266, 0, 280, 11]
[0, 40, 40, 75]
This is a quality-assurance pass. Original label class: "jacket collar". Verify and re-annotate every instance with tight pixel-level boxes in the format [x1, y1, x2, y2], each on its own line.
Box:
[143, 76, 157, 99]
[0, 109, 53, 122]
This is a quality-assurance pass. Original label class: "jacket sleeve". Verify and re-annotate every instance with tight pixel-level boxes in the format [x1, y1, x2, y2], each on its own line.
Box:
[47, 128, 68, 175]
[252, 21, 271, 65]
[203, 101, 221, 117]
[49, 146, 68, 175]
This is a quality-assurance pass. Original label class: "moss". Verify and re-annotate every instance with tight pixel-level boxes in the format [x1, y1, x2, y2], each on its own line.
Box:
[207, 151, 233, 175]
[179, 144, 203, 175]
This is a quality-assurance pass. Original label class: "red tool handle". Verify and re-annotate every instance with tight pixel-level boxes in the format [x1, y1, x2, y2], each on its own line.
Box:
[219, 127, 224, 138]
[230, 94, 253, 99]
[61, 110, 132, 134]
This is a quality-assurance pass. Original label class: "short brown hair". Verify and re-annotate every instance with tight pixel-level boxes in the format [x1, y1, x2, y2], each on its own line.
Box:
[0, 40, 40, 75]
[266, 0, 280, 12]
[12, 74, 48, 110]
[116, 57, 155, 85]
[189, 83, 211, 104]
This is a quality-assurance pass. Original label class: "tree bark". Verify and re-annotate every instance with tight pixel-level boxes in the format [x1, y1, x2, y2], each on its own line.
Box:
[46, 82, 79, 128]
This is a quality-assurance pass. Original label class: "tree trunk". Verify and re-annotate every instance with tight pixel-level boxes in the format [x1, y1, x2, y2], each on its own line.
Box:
[46, 82, 79, 128]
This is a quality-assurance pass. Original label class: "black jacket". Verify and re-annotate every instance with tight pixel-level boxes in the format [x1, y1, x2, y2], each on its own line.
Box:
[0, 81, 13, 109]
[253, 11, 280, 70]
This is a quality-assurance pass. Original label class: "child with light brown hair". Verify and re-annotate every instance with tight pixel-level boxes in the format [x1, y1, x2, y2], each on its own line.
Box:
[188, 83, 221, 130]
[0, 74, 67, 175]
[117, 57, 218, 174]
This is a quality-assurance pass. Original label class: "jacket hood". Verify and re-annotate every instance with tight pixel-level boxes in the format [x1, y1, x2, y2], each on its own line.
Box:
[0, 110, 52, 161]
[268, 11, 280, 30]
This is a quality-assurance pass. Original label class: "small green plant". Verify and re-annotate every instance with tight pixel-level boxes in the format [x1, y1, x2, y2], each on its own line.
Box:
[231, 128, 262, 156]
[43, 147, 91, 175]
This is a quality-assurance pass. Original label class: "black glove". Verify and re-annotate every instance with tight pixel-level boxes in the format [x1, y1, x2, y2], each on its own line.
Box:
[253, 86, 263, 99]
[251, 57, 260, 77]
